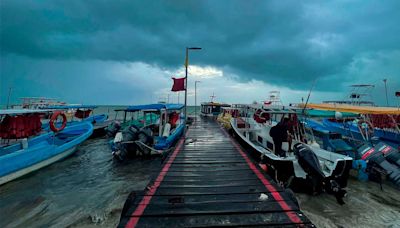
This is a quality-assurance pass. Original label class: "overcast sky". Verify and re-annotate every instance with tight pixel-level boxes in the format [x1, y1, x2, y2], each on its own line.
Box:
[1, 0, 399, 106]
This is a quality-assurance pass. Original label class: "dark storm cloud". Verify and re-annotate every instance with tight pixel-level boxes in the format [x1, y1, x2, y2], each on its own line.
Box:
[1, 0, 400, 91]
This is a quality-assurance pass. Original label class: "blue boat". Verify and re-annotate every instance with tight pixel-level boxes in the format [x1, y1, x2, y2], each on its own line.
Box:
[304, 118, 357, 158]
[322, 118, 400, 147]
[109, 104, 185, 160]
[303, 103, 400, 146]
[0, 109, 93, 185]
[43, 105, 110, 138]
[303, 118, 400, 186]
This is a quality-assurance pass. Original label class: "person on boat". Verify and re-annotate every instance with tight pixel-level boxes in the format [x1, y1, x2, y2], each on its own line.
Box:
[270, 117, 292, 157]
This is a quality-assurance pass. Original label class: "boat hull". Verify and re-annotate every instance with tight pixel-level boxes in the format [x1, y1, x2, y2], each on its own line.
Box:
[230, 118, 352, 193]
[154, 122, 185, 150]
[0, 122, 93, 185]
[0, 146, 77, 185]
[323, 119, 400, 146]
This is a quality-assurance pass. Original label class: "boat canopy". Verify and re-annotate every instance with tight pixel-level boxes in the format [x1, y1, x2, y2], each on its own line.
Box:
[302, 103, 400, 115]
[125, 103, 184, 112]
[44, 105, 98, 109]
[0, 109, 53, 116]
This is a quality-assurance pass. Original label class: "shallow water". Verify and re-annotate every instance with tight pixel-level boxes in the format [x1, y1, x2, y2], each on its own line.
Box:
[297, 178, 400, 228]
[1, 108, 400, 227]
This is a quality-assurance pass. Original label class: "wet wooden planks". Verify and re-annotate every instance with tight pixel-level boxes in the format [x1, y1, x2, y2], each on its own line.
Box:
[118, 118, 314, 228]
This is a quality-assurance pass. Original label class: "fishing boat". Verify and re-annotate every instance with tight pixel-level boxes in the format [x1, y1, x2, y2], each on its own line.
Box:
[303, 118, 400, 187]
[11, 97, 67, 109]
[110, 104, 185, 160]
[105, 109, 160, 138]
[0, 109, 93, 185]
[303, 103, 400, 146]
[230, 104, 352, 204]
[43, 105, 110, 138]
[200, 93, 230, 117]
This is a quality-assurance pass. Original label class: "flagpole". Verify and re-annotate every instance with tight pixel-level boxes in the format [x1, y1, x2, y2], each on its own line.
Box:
[184, 47, 202, 134]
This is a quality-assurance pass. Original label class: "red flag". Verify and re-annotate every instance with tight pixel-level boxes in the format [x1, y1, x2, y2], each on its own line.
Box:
[171, 77, 186, 92]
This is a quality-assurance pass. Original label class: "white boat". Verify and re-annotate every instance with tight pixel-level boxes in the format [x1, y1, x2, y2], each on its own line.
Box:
[230, 104, 353, 203]
[200, 93, 230, 117]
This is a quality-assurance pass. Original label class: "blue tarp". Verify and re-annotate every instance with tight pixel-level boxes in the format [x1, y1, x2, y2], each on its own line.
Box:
[44, 105, 98, 109]
[126, 103, 184, 112]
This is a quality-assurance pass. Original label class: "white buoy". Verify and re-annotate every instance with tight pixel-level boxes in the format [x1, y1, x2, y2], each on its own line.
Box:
[335, 111, 343, 120]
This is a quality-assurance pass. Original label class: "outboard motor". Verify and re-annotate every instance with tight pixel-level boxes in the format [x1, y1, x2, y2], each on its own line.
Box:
[294, 143, 347, 204]
[135, 127, 154, 156]
[294, 143, 325, 180]
[112, 125, 140, 161]
[374, 142, 400, 167]
[358, 144, 400, 187]
[106, 121, 121, 138]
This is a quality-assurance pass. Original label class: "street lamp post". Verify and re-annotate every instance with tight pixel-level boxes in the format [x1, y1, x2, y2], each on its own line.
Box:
[195, 81, 201, 122]
[184, 47, 202, 131]
[383, 79, 389, 106]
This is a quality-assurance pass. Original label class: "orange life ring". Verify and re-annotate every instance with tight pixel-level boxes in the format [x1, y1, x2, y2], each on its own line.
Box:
[50, 111, 67, 132]
[357, 120, 374, 138]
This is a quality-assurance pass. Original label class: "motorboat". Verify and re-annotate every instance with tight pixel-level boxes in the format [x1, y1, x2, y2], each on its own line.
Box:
[43, 105, 110, 138]
[303, 118, 400, 187]
[109, 104, 185, 160]
[200, 93, 230, 117]
[303, 103, 400, 147]
[0, 109, 93, 185]
[230, 104, 352, 204]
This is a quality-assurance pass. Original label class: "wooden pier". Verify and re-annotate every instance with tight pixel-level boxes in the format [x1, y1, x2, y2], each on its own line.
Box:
[119, 118, 314, 227]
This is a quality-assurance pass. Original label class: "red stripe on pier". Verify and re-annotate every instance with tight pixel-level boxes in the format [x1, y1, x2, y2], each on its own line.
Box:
[223, 128, 303, 224]
[125, 134, 186, 228]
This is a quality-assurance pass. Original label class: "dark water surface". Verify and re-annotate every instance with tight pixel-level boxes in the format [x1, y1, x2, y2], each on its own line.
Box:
[0, 138, 160, 227]
[297, 178, 400, 228]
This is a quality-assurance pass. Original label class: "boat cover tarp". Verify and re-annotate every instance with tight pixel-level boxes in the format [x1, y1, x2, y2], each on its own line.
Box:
[301, 103, 400, 115]
[126, 103, 184, 112]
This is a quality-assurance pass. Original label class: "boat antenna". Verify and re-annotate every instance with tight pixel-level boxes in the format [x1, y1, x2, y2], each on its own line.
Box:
[302, 78, 317, 114]
[210, 92, 216, 102]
